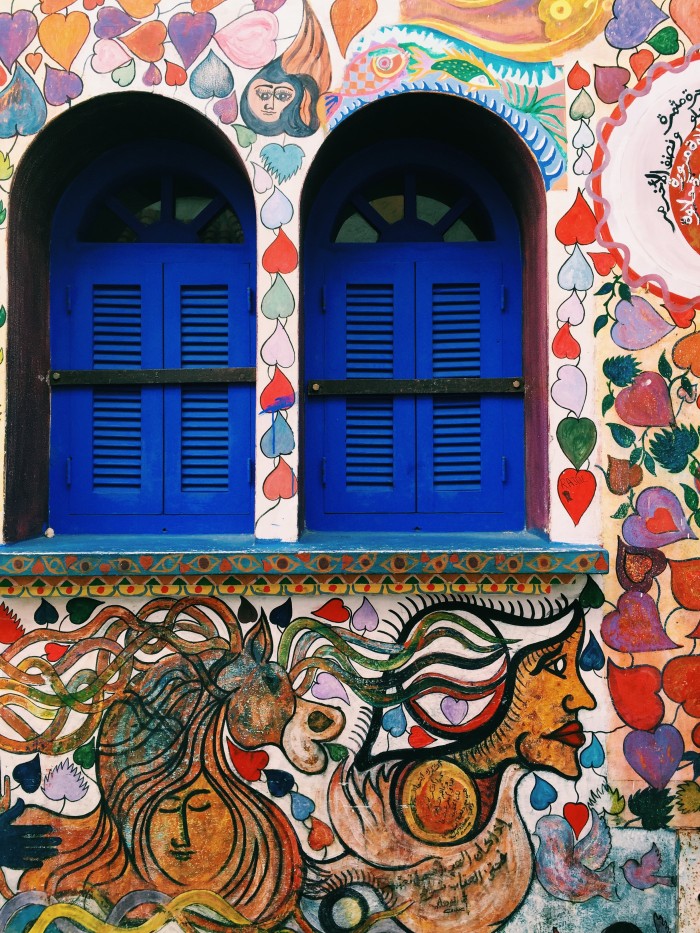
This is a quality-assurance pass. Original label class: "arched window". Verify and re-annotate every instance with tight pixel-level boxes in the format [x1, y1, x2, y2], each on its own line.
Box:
[49, 143, 255, 534]
[304, 141, 524, 532]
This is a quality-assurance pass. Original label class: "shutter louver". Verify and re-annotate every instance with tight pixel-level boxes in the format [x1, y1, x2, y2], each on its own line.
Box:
[92, 389, 143, 489]
[432, 397, 481, 488]
[345, 400, 394, 487]
[92, 284, 142, 369]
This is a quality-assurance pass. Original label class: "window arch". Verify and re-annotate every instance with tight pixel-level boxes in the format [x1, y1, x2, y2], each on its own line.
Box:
[304, 139, 525, 532]
[49, 142, 256, 534]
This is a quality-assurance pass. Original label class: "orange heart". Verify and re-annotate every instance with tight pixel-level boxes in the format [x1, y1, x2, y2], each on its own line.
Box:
[38, 11, 90, 71]
[40, 0, 78, 13]
[25, 53, 42, 73]
[191, 0, 227, 11]
[121, 21, 166, 63]
[308, 817, 334, 851]
[116, 0, 159, 18]
[646, 507, 677, 535]
[672, 332, 700, 377]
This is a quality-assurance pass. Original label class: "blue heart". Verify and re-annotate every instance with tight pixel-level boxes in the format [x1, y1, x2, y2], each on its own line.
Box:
[382, 706, 407, 738]
[270, 596, 293, 630]
[530, 774, 558, 810]
[0, 65, 46, 138]
[290, 791, 315, 821]
[265, 768, 295, 798]
[580, 632, 605, 671]
[13, 755, 41, 793]
[580, 734, 605, 769]
[190, 51, 233, 100]
[260, 143, 305, 184]
[261, 412, 295, 458]
[557, 244, 594, 292]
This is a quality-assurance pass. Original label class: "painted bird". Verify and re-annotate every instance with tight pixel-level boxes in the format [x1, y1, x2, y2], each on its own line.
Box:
[535, 809, 617, 902]
[622, 843, 674, 890]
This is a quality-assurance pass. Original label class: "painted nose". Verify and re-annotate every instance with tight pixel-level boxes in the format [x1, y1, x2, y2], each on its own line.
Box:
[171, 809, 191, 847]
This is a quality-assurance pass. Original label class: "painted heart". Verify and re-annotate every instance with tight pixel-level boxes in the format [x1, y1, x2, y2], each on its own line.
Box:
[608, 660, 664, 731]
[261, 274, 295, 319]
[262, 457, 297, 500]
[0, 11, 38, 72]
[311, 672, 349, 704]
[308, 817, 334, 850]
[260, 143, 305, 183]
[530, 774, 558, 810]
[121, 20, 166, 63]
[552, 322, 581, 360]
[572, 150, 593, 176]
[40, 0, 79, 12]
[45, 642, 69, 662]
[615, 372, 673, 427]
[91, 38, 131, 74]
[44, 65, 82, 105]
[569, 88, 595, 121]
[382, 706, 407, 737]
[260, 366, 295, 412]
[567, 62, 590, 90]
[253, 161, 273, 192]
[408, 726, 436, 749]
[557, 468, 595, 525]
[112, 59, 135, 87]
[262, 228, 298, 274]
[616, 538, 666, 592]
[73, 741, 95, 769]
[669, 557, 700, 609]
[557, 244, 594, 292]
[630, 47, 655, 81]
[265, 767, 294, 797]
[563, 802, 589, 839]
[580, 734, 605, 769]
[213, 91, 238, 124]
[13, 755, 42, 793]
[605, 0, 668, 50]
[94, 8, 137, 40]
[611, 296, 674, 350]
[261, 320, 295, 367]
[554, 189, 597, 246]
[351, 596, 379, 632]
[290, 791, 315, 821]
[214, 11, 278, 70]
[670, 0, 700, 44]
[261, 187, 294, 230]
[441, 696, 468, 725]
[663, 656, 700, 716]
[604, 455, 643, 495]
[556, 291, 585, 326]
[594, 64, 630, 105]
[226, 739, 269, 781]
[623, 724, 684, 789]
[190, 49, 233, 99]
[0, 64, 47, 137]
[115, 0, 158, 17]
[579, 633, 605, 671]
[572, 121, 595, 149]
[165, 60, 187, 87]
[551, 364, 587, 417]
[623, 486, 695, 548]
[143, 62, 161, 86]
[169, 11, 216, 70]
[38, 11, 90, 72]
[588, 252, 617, 275]
[557, 417, 596, 470]
[233, 123, 257, 148]
[672, 332, 700, 376]
[602, 590, 679, 652]
[261, 412, 295, 458]
[192, 0, 227, 12]
[270, 596, 293, 629]
[313, 598, 351, 624]
[25, 52, 42, 73]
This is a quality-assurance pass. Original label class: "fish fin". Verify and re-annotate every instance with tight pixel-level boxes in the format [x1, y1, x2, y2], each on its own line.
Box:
[321, 92, 343, 124]
[405, 46, 434, 81]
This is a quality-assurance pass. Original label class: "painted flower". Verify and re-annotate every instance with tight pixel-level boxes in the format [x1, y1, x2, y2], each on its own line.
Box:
[676, 780, 700, 814]
[538, 0, 591, 41]
[42, 760, 89, 802]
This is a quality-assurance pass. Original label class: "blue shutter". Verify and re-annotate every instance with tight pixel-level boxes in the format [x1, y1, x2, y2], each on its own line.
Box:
[415, 258, 524, 529]
[163, 258, 253, 529]
[306, 263, 415, 526]
[50, 257, 164, 530]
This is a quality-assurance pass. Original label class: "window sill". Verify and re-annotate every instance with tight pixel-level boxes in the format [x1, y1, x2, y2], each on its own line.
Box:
[0, 531, 608, 588]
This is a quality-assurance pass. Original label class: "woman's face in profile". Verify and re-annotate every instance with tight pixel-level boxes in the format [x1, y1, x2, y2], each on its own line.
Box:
[248, 78, 296, 123]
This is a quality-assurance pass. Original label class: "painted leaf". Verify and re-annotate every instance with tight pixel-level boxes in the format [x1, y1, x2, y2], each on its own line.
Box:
[0, 602, 24, 644]
[330, 0, 377, 56]
[66, 596, 103, 625]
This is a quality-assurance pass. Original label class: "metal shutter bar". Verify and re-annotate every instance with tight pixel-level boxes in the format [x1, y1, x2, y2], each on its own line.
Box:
[50, 367, 256, 386]
[307, 377, 524, 396]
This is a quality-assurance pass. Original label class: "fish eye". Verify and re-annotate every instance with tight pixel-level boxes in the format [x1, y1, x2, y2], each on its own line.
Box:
[301, 883, 401, 933]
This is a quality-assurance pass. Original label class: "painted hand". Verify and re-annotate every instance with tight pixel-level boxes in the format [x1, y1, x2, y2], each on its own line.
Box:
[0, 798, 62, 871]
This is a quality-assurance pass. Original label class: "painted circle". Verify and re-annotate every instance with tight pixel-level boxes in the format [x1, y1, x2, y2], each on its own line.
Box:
[398, 759, 478, 843]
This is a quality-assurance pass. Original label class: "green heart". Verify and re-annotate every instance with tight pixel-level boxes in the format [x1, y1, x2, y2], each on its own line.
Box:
[233, 124, 257, 148]
[326, 743, 348, 762]
[73, 740, 95, 770]
[569, 88, 595, 121]
[557, 416, 597, 469]
[112, 60, 136, 88]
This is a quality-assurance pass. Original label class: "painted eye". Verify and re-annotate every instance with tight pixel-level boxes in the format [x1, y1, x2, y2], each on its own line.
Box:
[370, 50, 404, 78]
[545, 656, 567, 678]
[301, 883, 402, 933]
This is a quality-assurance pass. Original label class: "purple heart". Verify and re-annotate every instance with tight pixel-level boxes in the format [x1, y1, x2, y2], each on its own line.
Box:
[623, 724, 684, 789]
[143, 62, 161, 87]
[441, 696, 468, 725]
[44, 67, 83, 107]
[311, 672, 349, 705]
[0, 11, 38, 72]
[611, 296, 674, 351]
[351, 596, 379, 632]
[213, 90, 238, 124]
[94, 8, 138, 40]
[605, 0, 667, 50]
[169, 12, 216, 71]
[622, 486, 696, 549]
[601, 590, 678, 653]
[254, 0, 288, 10]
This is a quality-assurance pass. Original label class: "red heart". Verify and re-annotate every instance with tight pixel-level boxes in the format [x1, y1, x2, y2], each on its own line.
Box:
[668, 305, 696, 329]
[567, 61, 590, 90]
[262, 229, 298, 274]
[121, 20, 166, 62]
[552, 323, 581, 360]
[557, 469, 595, 526]
[630, 48, 654, 81]
[25, 53, 42, 73]
[663, 656, 700, 717]
[46, 643, 69, 662]
[165, 60, 187, 86]
[588, 252, 617, 276]
[227, 739, 268, 781]
[308, 817, 334, 850]
[563, 802, 589, 839]
[312, 598, 350, 624]
[608, 660, 664, 731]
[139, 555, 153, 570]
[554, 190, 597, 246]
[408, 726, 435, 749]
[262, 458, 297, 501]
[646, 508, 677, 535]
[260, 366, 295, 412]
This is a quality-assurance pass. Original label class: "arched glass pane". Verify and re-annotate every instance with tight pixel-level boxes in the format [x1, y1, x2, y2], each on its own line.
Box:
[81, 205, 138, 243]
[335, 213, 379, 243]
[443, 218, 478, 242]
[198, 207, 244, 244]
[416, 194, 450, 226]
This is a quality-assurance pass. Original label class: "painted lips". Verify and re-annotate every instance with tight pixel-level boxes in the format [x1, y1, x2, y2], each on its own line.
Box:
[545, 722, 585, 748]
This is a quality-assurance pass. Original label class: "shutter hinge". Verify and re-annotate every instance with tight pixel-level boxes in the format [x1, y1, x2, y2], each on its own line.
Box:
[247, 457, 254, 485]
[247, 286, 255, 314]
[321, 286, 326, 314]
[66, 286, 72, 315]
[66, 457, 72, 487]
[321, 457, 327, 486]
[500, 285, 507, 313]
[501, 456, 507, 484]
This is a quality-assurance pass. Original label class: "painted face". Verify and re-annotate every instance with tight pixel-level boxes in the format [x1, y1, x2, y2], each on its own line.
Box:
[247, 79, 296, 123]
[148, 774, 234, 885]
[510, 621, 596, 777]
